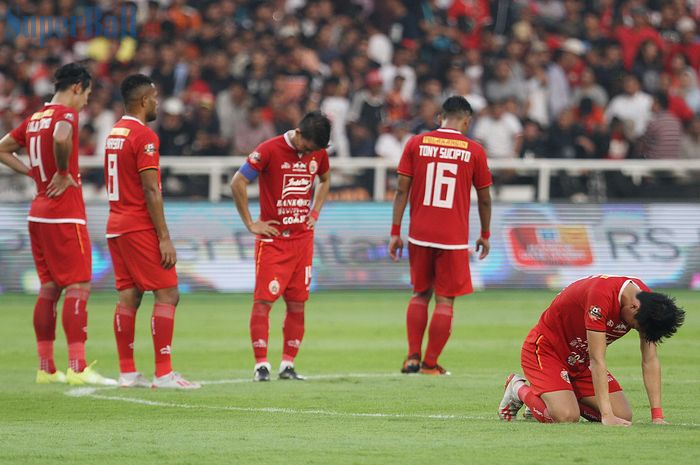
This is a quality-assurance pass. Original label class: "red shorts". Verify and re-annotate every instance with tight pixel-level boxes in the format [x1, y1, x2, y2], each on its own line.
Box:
[254, 234, 314, 302]
[107, 229, 178, 292]
[521, 328, 622, 399]
[29, 221, 92, 287]
[408, 243, 472, 297]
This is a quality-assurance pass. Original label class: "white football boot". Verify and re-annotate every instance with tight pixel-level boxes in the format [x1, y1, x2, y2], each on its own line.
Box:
[152, 372, 201, 389]
[118, 372, 152, 388]
[498, 373, 525, 421]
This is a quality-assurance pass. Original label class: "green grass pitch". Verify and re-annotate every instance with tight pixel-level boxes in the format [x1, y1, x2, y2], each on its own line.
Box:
[0, 290, 699, 465]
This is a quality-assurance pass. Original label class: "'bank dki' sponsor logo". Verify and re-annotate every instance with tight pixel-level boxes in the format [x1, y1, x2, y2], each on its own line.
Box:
[506, 225, 593, 268]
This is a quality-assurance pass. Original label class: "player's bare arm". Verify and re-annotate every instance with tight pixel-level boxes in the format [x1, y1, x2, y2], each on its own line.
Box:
[306, 170, 330, 230]
[587, 330, 631, 426]
[230, 171, 279, 237]
[0, 134, 30, 176]
[389, 174, 412, 261]
[475, 186, 491, 260]
[140, 168, 176, 269]
[640, 336, 666, 424]
[47, 120, 78, 198]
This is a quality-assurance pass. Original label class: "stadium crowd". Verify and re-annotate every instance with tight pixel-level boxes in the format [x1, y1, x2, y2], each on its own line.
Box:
[1, 0, 700, 199]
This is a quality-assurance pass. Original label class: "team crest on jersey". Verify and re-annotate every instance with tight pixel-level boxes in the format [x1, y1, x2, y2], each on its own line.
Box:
[309, 159, 318, 174]
[144, 143, 156, 156]
[281, 162, 291, 170]
[268, 279, 280, 295]
[560, 370, 571, 384]
[588, 305, 602, 321]
[249, 151, 261, 164]
[64, 113, 74, 121]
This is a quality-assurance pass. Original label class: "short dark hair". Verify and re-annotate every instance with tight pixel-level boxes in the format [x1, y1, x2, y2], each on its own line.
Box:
[298, 111, 331, 149]
[121, 74, 154, 106]
[635, 292, 685, 343]
[54, 63, 91, 92]
[442, 96, 473, 118]
[654, 92, 669, 110]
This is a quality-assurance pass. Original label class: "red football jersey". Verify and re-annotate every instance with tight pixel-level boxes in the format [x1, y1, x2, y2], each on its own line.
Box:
[397, 128, 492, 249]
[11, 103, 86, 224]
[533, 275, 651, 371]
[247, 131, 329, 240]
[104, 116, 161, 236]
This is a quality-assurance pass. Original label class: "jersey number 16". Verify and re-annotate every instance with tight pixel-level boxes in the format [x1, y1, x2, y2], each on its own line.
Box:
[423, 162, 457, 209]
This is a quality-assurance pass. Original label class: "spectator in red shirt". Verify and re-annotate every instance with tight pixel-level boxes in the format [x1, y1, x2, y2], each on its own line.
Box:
[615, 6, 665, 70]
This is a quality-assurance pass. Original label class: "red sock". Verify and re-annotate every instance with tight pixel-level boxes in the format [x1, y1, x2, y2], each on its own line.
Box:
[282, 301, 305, 362]
[517, 384, 553, 423]
[250, 302, 271, 363]
[34, 287, 60, 373]
[114, 304, 137, 373]
[423, 303, 453, 367]
[152, 303, 176, 377]
[62, 288, 89, 372]
[406, 296, 429, 358]
[578, 402, 601, 422]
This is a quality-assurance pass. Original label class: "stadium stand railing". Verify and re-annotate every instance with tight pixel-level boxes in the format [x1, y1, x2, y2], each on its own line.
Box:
[3, 157, 700, 202]
[73, 156, 700, 202]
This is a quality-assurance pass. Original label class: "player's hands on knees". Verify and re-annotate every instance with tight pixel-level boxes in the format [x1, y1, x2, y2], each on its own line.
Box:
[475, 237, 490, 260]
[46, 172, 78, 198]
[389, 236, 404, 261]
[248, 220, 280, 237]
[159, 238, 177, 269]
[601, 414, 632, 426]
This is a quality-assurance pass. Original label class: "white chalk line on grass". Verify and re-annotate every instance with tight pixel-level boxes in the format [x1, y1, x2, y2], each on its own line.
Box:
[63, 373, 700, 427]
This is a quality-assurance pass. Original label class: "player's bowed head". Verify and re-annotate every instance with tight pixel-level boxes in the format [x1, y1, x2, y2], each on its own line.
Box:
[630, 292, 685, 344]
[438, 95, 474, 135]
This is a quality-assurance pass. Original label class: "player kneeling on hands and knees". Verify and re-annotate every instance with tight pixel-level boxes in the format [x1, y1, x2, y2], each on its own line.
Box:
[0, 63, 115, 386]
[389, 96, 493, 376]
[104, 74, 200, 389]
[499, 275, 685, 425]
[231, 111, 331, 382]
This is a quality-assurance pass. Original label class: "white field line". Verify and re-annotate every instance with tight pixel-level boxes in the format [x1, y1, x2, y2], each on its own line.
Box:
[63, 373, 700, 427]
[65, 390, 490, 421]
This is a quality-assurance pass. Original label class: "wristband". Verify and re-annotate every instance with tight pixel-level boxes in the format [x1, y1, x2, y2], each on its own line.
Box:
[309, 210, 319, 221]
[57, 169, 68, 176]
[391, 224, 401, 236]
[480, 230, 491, 240]
[651, 407, 664, 420]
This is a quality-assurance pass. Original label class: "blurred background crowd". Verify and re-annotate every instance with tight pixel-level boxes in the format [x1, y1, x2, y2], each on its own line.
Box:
[1, 0, 699, 200]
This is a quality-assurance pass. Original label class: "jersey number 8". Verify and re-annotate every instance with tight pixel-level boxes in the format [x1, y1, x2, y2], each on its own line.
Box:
[107, 153, 119, 201]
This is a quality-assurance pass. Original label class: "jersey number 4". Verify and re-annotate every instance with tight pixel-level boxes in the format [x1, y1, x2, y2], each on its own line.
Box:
[107, 153, 119, 201]
[423, 162, 457, 209]
[28, 136, 47, 182]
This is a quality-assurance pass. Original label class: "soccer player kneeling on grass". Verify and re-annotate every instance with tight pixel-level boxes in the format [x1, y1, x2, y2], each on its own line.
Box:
[0, 63, 115, 386]
[231, 112, 331, 382]
[104, 74, 199, 389]
[389, 96, 493, 376]
[499, 275, 685, 425]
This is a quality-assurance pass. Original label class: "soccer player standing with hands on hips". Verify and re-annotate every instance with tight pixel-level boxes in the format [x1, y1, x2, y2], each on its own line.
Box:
[104, 74, 199, 389]
[390, 96, 493, 375]
[231, 111, 331, 382]
[0, 63, 115, 385]
[499, 275, 684, 425]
